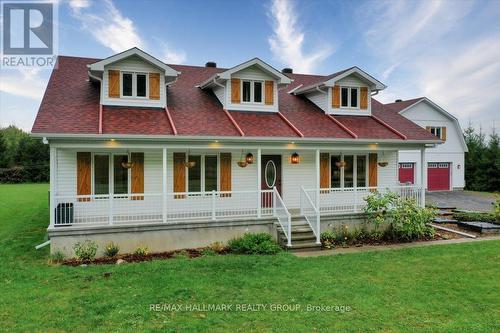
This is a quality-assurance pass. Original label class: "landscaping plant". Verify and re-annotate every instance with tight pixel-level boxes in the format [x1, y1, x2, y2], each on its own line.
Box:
[228, 233, 282, 255]
[73, 240, 98, 262]
[104, 242, 120, 257]
[134, 246, 150, 256]
[453, 211, 495, 223]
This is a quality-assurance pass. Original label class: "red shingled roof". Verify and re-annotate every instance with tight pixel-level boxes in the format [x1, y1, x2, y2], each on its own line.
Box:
[31, 56, 437, 142]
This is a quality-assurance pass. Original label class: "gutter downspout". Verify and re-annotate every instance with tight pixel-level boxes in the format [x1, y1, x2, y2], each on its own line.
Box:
[164, 106, 178, 135]
[87, 70, 103, 134]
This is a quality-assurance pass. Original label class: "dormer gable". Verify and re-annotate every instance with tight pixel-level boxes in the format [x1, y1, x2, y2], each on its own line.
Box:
[87, 47, 180, 108]
[294, 67, 386, 116]
[198, 58, 292, 112]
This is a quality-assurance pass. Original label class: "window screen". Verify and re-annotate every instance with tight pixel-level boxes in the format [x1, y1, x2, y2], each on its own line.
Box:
[136, 74, 146, 97]
[122, 73, 133, 96]
[113, 155, 128, 194]
[188, 156, 201, 192]
[341, 87, 349, 107]
[254, 82, 262, 103]
[242, 81, 251, 102]
[205, 156, 218, 192]
[94, 155, 109, 195]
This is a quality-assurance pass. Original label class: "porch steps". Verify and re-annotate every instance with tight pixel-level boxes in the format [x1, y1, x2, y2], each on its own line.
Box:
[277, 217, 322, 252]
[432, 207, 458, 224]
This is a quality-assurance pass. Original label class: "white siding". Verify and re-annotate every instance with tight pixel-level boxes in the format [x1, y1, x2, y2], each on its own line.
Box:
[226, 65, 278, 113]
[282, 151, 317, 208]
[304, 90, 327, 112]
[329, 74, 371, 116]
[398, 101, 466, 189]
[102, 55, 166, 108]
[378, 151, 398, 188]
[212, 85, 225, 107]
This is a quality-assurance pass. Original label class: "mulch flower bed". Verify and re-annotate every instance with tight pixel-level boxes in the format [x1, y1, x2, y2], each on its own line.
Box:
[63, 248, 228, 266]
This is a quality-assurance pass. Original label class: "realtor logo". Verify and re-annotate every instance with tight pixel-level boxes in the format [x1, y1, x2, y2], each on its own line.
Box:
[1, 0, 58, 68]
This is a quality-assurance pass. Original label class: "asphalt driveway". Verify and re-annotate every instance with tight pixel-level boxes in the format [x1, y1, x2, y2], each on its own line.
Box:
[426, 191, 497, 212]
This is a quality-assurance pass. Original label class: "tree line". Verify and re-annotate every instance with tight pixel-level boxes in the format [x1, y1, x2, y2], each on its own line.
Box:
[0, 126, 49, 183]
[0, 125, 498, 191]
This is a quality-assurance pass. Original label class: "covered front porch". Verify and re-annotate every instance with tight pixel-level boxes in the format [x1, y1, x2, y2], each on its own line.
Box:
[48, 140, 427, 247]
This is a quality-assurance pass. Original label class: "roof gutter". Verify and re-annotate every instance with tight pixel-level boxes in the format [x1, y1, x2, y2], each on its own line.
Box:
[31, 132, 441, 145]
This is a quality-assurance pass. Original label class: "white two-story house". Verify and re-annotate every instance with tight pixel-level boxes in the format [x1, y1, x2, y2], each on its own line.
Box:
[32, 48, 441, 255]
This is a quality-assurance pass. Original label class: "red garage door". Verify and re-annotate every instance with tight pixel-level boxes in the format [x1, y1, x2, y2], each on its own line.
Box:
[398, 163, 415, 184]
[427, 163, 450, 191]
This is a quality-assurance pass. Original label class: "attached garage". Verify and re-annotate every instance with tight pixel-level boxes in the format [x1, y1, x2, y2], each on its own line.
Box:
[398, 163, 415, 184]
[427, 162, 451, 191]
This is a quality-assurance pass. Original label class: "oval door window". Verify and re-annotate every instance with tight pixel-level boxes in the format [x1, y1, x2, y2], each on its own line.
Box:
[265, 160, 276, 188]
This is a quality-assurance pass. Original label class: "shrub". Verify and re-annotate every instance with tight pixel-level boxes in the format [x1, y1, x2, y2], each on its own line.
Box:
[453, 211, 495, 223]
[364, 192, 436, 241]
[134, 246, 150, 256]
[494, 197, 500, 224]
[104, 242, 119, 257]
[320, 231, 337, 249]
[49, 250, 65, 264]
[208, 241, 226, 254]
[173, 250, 189, 259]
[228, 233, 281, 255]
[73, 240, 98, 261]
[201, 248, 216, 256]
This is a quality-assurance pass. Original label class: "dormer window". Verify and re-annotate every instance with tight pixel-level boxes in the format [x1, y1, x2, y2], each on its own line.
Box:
[242, 80, 263, 103]
[121, 72, 148, 98]
[340, 86, 359, 108]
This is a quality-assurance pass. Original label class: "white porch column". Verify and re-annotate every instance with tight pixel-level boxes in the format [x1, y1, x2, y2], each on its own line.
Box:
[49, 146, 57, 228]
[162, 148, 167, 223]
[257, 148, 262, 218]
[315, 149, 320, 207]
[420, 147, 426, 207]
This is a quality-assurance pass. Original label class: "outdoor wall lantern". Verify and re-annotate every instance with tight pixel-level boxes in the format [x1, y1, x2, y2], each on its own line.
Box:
[237, 150, 248, 168]
[121, 151, 135, 169]
[290, 152, 300, 164]
[245, 153, 254, 164]
[335, 160, 346, 168]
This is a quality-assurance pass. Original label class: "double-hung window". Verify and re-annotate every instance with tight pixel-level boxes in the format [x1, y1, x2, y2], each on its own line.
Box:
[340, 86, 359, 108]
[121, 72, 148, 98]
[241, 80, 263, 103]
[188, 155, 218, 193]
[93, 153, 130, 195]
[330, 154, 368, 188]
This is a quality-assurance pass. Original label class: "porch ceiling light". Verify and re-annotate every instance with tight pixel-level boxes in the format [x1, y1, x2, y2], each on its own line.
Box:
[121, 161, 135, 169]
[378, 162, 388, 167]
[290, 152, 300, 164]
[245, 153, 254, 164]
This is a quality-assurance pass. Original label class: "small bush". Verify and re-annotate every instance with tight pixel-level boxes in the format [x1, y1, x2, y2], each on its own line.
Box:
[201, 248, 216, 256]
[494, 197, 500, 223]
[49, 250, 65, 264]
[73, 240, 98, 261]
[454, 211, 495, 223]
[173, 250, 189, 259]
[208, 241, 226, 254]
[228, 233, 281, 255]
[320, 231, 337, 249]
[134, 246, 150, 256]
[104, 242, 119, 257]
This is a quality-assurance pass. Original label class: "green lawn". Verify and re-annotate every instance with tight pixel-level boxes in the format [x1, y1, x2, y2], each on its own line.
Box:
[1, 184, 499, 332]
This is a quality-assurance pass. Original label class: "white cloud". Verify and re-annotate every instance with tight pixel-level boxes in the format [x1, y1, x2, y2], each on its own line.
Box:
[0, 68, 47, 100]
[69, 0, 143, 53]
[267, 0, 332, 74]
[361, 0, 500, 133]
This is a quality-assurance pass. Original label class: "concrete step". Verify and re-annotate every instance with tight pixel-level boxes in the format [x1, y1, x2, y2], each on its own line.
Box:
[288, 242, 322, 252]
[279, 233, 316, 242]
[437, 210, 454, 216]
[433, 218, 458, 224]
[436, 205, 457, 210]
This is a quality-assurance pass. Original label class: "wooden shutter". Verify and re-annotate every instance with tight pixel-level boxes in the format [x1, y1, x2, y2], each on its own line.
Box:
[320, 153, 330, 189]
[332, 85, 340, 108]
[77, 152, 91, 202]
[360, 87, 368, 109]
[131, 153, 144, 200]
[220, 153, 232, 197]
[369, 153, 378, 187]
[173, 153, 186, 199]
[149, 73, 160, 100]
[426, 126, 431, 132]
[441, 127, 446, 141]
[231, 79, 241, 104]
[265, 80, 274, 105]
[108, 70, 120, 98]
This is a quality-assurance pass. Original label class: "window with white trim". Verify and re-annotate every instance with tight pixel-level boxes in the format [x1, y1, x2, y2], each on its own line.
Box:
[330, 154, 368, 188]
[188, 155, 218, 193]
[428, 126, 444, 140]
[340, 86, 359, 108]
[121, 72, 148, 98]
[93, 153, 130, 195]
[241, 80, 264, 103]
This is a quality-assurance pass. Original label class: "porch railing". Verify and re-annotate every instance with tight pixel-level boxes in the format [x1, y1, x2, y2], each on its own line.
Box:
[273, 187, 292, 247]
[300, 186, 320, 244]
[53, 189, 275, 227]
[304, 185, 422, 214]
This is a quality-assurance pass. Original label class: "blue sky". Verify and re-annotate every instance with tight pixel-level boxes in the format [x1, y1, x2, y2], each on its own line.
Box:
[1, 0, 500, 134]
